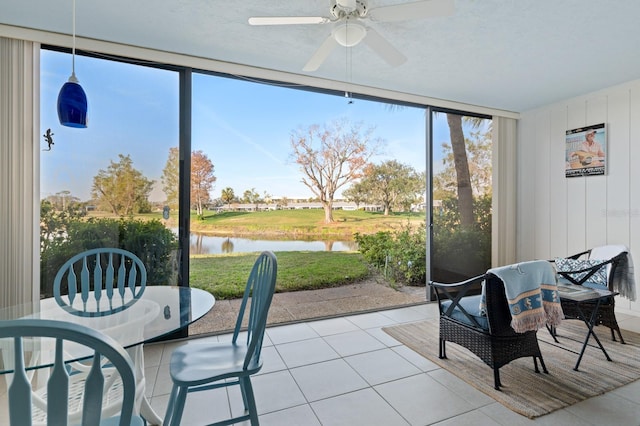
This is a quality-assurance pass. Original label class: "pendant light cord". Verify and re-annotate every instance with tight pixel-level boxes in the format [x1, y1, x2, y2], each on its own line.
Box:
[58, 0, 88, 128]
[71, 0, 77, 80]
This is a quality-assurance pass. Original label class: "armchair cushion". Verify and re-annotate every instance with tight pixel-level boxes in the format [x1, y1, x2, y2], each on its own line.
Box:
[580, 281, 609, 291]
[441, 295, 488, 331]
[554, 257, 608, 286]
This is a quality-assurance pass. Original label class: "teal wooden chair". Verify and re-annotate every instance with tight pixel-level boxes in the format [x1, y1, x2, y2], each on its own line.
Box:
[45, 248, 147, 423]
[0, 319, 144, 426]
[53, 248, 147, 317]
[163, 251, 278, 426]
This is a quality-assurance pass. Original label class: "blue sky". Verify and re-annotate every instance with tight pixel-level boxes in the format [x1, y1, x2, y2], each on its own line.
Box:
[41, 49, 457, 202]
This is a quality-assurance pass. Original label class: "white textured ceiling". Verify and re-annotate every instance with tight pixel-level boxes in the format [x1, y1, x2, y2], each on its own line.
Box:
[2, 0, 640, 113]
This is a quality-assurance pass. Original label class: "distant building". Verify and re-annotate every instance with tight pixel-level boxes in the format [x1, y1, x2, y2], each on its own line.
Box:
[215, 200, 382, 213]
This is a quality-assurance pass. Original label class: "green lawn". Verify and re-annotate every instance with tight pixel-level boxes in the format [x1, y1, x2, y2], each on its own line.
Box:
[87, 209, 424, 299]
[90, 208, 424, 238]
[190, 251, 371, 299]
[190, 209, 424, 237]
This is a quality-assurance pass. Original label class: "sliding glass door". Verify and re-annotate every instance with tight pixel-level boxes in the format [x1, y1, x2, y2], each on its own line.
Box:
[39, 49, 180, 297]
[430, 110, 492, 283]
[40, 47, 493, 309]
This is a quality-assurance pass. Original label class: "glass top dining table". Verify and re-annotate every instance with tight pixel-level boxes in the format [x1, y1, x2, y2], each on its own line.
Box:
[0, 286, 214, 425]
[0, 286, 215, 372]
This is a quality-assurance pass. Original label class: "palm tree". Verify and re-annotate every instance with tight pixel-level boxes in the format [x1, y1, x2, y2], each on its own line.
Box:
[221, 187, 234, 211]
[446, 114, 474, 227]
[446, 114, 491, 227]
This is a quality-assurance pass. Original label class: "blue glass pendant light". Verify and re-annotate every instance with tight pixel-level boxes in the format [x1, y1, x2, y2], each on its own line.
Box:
[57, 0, 88, 128]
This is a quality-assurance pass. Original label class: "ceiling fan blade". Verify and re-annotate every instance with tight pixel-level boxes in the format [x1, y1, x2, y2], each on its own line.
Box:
[303, 35, 339, 72]
[248, 16, 330, 25]
[368, 0, 455, 22]
[363, 28, 407, 67]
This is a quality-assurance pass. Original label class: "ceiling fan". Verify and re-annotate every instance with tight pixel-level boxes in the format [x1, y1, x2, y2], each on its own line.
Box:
[248, 0, 455, 72]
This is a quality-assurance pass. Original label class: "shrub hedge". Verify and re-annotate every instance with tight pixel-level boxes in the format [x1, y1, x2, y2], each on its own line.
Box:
[40, 216, 178, 297]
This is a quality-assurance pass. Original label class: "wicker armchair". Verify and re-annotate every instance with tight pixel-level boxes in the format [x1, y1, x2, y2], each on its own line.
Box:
[553, 246, 631, 343]
[430, 273, 548, 390]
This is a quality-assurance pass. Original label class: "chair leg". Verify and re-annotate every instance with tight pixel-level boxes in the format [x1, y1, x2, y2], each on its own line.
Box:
[240, 376, 259, 426]
[163, 384, 179, 426]
[239, 377, 250, 412]
[166, 386, 188, 426]
[536, 356, 549, 374]
[611, 326, 626, 344]
[439, 338, 447, 359]
[493, 368, 501, 391]
[546, 325, 559, 343]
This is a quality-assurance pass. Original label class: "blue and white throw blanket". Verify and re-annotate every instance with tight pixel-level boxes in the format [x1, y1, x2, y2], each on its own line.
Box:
[481, 260, 564, 333]
[590, 245, 637, 301]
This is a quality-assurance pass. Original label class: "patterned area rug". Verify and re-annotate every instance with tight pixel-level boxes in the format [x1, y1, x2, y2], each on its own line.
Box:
[382, 319, 640, 418]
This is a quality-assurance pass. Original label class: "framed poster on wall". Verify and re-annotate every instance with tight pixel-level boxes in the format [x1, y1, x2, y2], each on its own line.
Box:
[565, 123, 607, 177]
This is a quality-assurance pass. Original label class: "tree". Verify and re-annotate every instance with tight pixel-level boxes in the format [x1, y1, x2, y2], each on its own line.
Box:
[221, 187, 235, 210]
[45, 190, 82, 211]
[466, 128, 493, 197]
[162, 149, 221, 215]
[434, 126, 492, 198]
[432, 123, 493, 279]
[191, 150, 216, 217]
[161, 147, 180, 209]
[359, 160, 424, 215]
[92, 154, 154, 216]
[243, 188, 261, 211]
[342, 182, 368, 209]
[446, 114, 474, 227]
[290, 119, 382, 223]
[263, 191, 273, 209]
[40, 198, 86, 253]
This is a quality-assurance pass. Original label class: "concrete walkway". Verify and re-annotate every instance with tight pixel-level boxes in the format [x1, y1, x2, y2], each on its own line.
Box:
[189, 280, 427, 336]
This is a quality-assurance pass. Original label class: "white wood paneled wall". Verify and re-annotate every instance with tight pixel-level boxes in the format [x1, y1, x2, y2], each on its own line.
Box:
[517, 79, 640, 313]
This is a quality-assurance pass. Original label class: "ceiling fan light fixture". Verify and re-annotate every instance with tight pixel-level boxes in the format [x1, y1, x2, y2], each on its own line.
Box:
[333, 22, 366, 47]
[337, 0, 357, 11]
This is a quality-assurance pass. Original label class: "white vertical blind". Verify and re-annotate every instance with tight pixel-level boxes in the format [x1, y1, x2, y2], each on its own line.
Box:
[0, 37, 40, 311]
[492, 116, 517, 266]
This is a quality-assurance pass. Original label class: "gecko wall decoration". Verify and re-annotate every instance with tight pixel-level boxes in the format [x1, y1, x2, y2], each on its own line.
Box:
[43, 128, 55, 151]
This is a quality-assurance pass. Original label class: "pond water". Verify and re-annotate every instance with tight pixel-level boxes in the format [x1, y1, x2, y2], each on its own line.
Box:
[190, 233, 358, 255]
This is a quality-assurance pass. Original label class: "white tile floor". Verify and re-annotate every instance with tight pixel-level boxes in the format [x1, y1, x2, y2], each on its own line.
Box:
[145, 304, 640, 426]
